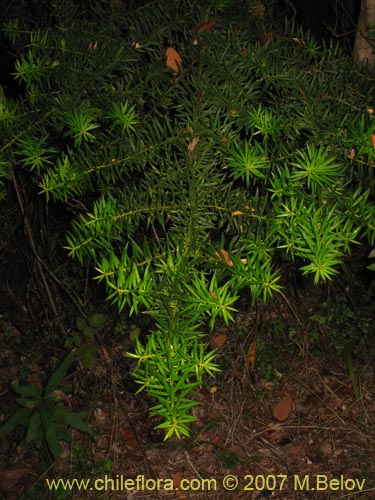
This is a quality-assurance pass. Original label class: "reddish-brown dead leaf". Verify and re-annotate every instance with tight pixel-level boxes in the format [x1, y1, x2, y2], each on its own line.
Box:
[215, 249, 233, 266]
[273, 396, 293, 421]
[188, 136, 199, 162]
[188, 136, 199, 152]
[210, 333, 227, 349]
[121, 428, 137, 442]
[246, 340, 257, 369]
[173, 471, 183, 488]
[166, 47, 182, 73]
[265, 430, 288, 443]
[371, 133, 375, 147]
[215, 248, 247, 266]
[194, 19, 216, 34]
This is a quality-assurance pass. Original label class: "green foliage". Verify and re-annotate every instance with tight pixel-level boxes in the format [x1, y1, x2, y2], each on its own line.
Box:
[0, 352, 91, 457]
[65, 312, 108, 368]
[63, 101, 100, 147]
[291, 145, 341, 193]
[1, 2, 375, 438]
[106, 101, 138, 136]
[128, 335, 219, 440]
[15, 135, 56, 172]
[13, 49, 50, 88]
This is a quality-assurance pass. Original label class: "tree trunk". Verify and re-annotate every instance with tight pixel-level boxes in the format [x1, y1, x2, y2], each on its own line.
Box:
[353, 0, 375, 68]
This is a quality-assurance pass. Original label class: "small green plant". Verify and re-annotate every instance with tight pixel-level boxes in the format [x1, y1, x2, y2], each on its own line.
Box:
[0, 352, 92, 457]
[127, 331, 220, 440]
[65, 312, 107, 369]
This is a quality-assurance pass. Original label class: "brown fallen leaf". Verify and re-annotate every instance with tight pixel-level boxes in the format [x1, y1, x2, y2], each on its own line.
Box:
[215, 249, 233, 266]
[188, 136, 199, 152]
[273, 395, 293, 421]
[246, 340, 257, 369]
[188, 136, 199, 162]
[210, 333, 227, 349]
[215, 248, 247, 266]
[166, 47, 182, 74]
[121, 428, 137, 442]
[371, 133, 375, 147]
[173, 471, 183, 488]
[264, 430, 288, 443]
[194, 19, 216, 34]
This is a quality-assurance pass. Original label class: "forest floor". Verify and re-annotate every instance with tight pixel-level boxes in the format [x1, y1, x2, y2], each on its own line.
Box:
[1, 281, 375, 500]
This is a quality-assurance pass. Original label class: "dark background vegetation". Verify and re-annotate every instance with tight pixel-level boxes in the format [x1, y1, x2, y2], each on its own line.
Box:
[0, 0, 365, 97]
